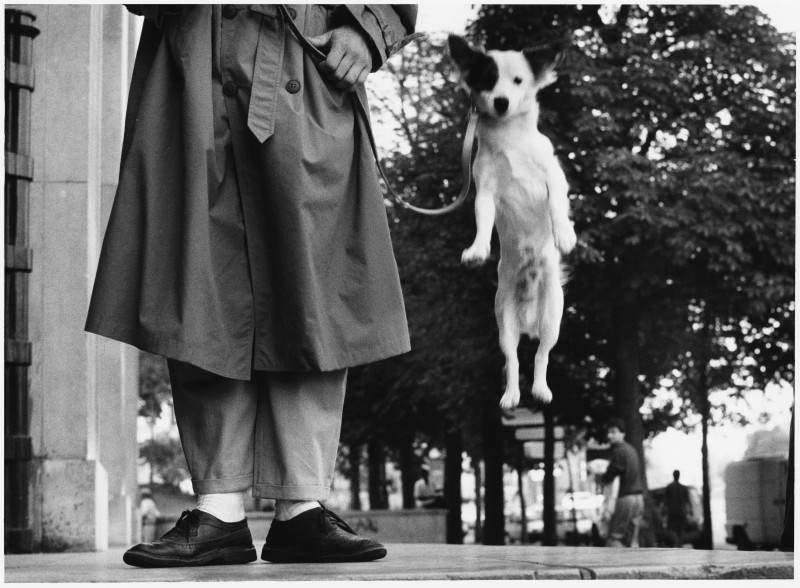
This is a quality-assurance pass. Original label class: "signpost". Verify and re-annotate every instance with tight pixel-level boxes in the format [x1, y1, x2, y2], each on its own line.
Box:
[501, 407, 544, 428]
[514, 426, 564, 442]
[502, 407, 563, 546]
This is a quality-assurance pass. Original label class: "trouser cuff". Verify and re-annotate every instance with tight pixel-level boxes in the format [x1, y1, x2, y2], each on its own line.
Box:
[191, 474, 253, 495]
[253, 483, 331, 501]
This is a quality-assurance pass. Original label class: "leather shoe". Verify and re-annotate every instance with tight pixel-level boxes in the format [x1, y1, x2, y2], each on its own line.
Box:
[261, 504, 387, 563]
[123, 509, 257, 568]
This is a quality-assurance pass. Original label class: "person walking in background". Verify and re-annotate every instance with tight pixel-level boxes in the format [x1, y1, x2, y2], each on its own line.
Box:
[602, 418, 644, 547]
[139, 488, 161, 543]
[664, 469, 691, 547]
[85, 4, 418, 568]
[414, 465, 445, 508]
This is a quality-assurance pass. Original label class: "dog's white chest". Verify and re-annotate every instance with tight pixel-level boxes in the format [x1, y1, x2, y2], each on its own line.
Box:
[476, 140, 550, 217]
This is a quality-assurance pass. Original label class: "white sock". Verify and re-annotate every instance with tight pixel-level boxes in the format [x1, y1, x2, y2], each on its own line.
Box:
[274, 500, 319, 521]
[196, 491, 246, 523]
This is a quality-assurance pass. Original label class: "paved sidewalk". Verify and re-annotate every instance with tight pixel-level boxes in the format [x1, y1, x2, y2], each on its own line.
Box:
[4, 543, 794, 582]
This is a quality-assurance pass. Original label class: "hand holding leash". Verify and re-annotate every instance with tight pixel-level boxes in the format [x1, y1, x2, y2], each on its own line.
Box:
[307, 26, 372, 91]
[278, 4, 476, 216]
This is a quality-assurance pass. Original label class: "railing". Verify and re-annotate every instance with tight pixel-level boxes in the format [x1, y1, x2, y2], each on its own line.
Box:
[5, 7, 39, 554]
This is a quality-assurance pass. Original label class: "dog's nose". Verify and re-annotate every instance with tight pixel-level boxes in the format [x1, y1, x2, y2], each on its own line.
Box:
[494, 97, 509, 115]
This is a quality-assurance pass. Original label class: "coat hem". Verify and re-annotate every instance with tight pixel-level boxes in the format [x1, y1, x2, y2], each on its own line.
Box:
[85, 317, 411, 380]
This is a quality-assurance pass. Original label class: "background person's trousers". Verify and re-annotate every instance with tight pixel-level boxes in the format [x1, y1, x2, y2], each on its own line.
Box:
[168, 359, 347, 500]
[607, 493, 644, 547]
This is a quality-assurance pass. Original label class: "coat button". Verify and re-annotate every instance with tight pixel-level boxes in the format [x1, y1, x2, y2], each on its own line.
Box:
[285, 80, 301, 94]
[223, 81, 238, 97]
[222, 5, 237, 19]
[288, 8, 297, 19]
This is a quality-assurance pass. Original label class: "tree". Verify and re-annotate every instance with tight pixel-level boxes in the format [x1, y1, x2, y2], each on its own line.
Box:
[469, 3, 794, 546]
[139, 352, 174, 485]
[139, 351, 172, 422]
[346, 4, 793, 547]
[343, 33, 513, 542]
[139, 434, 190, 487]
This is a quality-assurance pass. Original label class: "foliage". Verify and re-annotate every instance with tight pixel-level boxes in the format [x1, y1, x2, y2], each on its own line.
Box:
[139, 351, 172, 421]
[345, 5, 794, 500]
[345, 34, 508, 461]
[469, 4, 795, 441]
[139, 434, 190, 486]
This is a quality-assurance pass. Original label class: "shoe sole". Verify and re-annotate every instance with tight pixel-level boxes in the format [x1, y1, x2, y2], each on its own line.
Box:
[123, 545, 257, 568]
[260, 546, 387, 564]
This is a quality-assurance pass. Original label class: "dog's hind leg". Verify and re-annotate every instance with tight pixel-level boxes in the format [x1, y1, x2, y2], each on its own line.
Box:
[530, 264, 563, 404]
[497, 287, 522, 410]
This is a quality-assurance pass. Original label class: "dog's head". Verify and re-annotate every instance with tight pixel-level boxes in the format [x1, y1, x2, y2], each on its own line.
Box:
[448, 35, 569, 119]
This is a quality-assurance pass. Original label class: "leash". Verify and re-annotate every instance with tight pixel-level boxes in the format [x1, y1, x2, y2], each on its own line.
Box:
[277, 4, 477, 216]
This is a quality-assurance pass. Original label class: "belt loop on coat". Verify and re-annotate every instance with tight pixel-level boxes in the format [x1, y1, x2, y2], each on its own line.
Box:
[246, 5, 286, 142]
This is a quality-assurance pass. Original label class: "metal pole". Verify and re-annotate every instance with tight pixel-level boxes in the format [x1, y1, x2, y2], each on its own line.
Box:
[4, 7, 39, 554]
[543, 407, 556, 545]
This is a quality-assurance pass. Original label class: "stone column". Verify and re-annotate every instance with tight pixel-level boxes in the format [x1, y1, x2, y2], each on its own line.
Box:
[22, 3, 140, 551]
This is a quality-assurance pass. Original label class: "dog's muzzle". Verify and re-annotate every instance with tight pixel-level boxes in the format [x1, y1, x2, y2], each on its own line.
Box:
[493, 97, 509, 115]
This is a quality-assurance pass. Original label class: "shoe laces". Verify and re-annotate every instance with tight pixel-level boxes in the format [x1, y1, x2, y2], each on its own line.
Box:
[166, 509, 200, 541]
[320, 504, 356, 535]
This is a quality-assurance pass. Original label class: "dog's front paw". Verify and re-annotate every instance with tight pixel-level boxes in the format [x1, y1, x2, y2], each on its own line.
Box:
[461, 243, 491, 266]
[553, 222, 577, 254]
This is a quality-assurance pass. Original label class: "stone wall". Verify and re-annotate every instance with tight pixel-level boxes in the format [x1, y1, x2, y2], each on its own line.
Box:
[10, 3, 141, 551]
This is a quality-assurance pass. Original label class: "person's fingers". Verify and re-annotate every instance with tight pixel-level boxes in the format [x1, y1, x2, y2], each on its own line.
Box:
[338, 64, 370, 91]
[321, 34, 346, 73]
[331, 56, 357, 85]
[306, 30, 333, 52]
[311, 26, 372, 88]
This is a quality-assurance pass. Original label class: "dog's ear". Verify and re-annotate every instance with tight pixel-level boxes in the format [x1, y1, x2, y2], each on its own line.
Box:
[523, 36, 571, 88]
[448, 34, 480, 73]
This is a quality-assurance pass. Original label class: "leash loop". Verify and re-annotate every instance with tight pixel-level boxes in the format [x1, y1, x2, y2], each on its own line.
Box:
[278, 4, 476, 216]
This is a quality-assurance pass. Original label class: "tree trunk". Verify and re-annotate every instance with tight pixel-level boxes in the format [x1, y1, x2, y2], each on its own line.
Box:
[543, 406, 557, 545]
[149, 418, 156, 487]
[612, 304, 654, 546]
[349, 443, 362, 511]
[517, 461, 528, 545]
[473, 457, 483, 543]
[482, 391, 506, 544]
[697, 315, 714, 549]
[612, 305, 646, 482]
[697, 316, 714, 549]
[445, 430, 463, 543]
[367, 439, 388, 510]
[699, 387, 713, 549]
[781, 405, 794, 551]
[399, 438, 416, 509]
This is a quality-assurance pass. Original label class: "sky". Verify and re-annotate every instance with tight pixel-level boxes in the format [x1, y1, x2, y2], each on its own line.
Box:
[414, 2, 797, 34]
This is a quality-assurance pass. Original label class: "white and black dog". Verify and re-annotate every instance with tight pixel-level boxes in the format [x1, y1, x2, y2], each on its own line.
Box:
[449, 35, 577, 409]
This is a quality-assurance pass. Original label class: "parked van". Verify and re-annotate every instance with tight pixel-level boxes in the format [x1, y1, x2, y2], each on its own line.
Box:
[724, 456, 788, 550]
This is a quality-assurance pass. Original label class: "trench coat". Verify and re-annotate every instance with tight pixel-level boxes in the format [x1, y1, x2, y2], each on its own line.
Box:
[85, 5, 416, 379]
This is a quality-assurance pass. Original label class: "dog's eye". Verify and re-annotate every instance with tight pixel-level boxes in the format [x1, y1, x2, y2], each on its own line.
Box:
[514, 76, 523, 85]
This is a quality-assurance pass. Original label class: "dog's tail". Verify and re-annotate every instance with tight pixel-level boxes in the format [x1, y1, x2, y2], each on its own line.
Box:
[515, 259, 541, 329]
[515, 247, 567, 332]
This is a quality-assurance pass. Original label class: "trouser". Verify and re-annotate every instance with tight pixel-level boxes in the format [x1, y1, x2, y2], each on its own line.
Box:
[667, 514, 687, 546]
[607, 493, 644, 547]
[168, 359, 347, 500]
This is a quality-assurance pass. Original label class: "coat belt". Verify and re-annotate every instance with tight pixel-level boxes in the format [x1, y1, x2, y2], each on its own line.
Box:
[246, 4, 298, 143]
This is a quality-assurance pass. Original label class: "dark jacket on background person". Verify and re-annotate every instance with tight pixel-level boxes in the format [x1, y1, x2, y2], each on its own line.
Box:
[664, 480, 690, 518]
[602, 440, 643, 496]
[85, 5, 418, 379]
